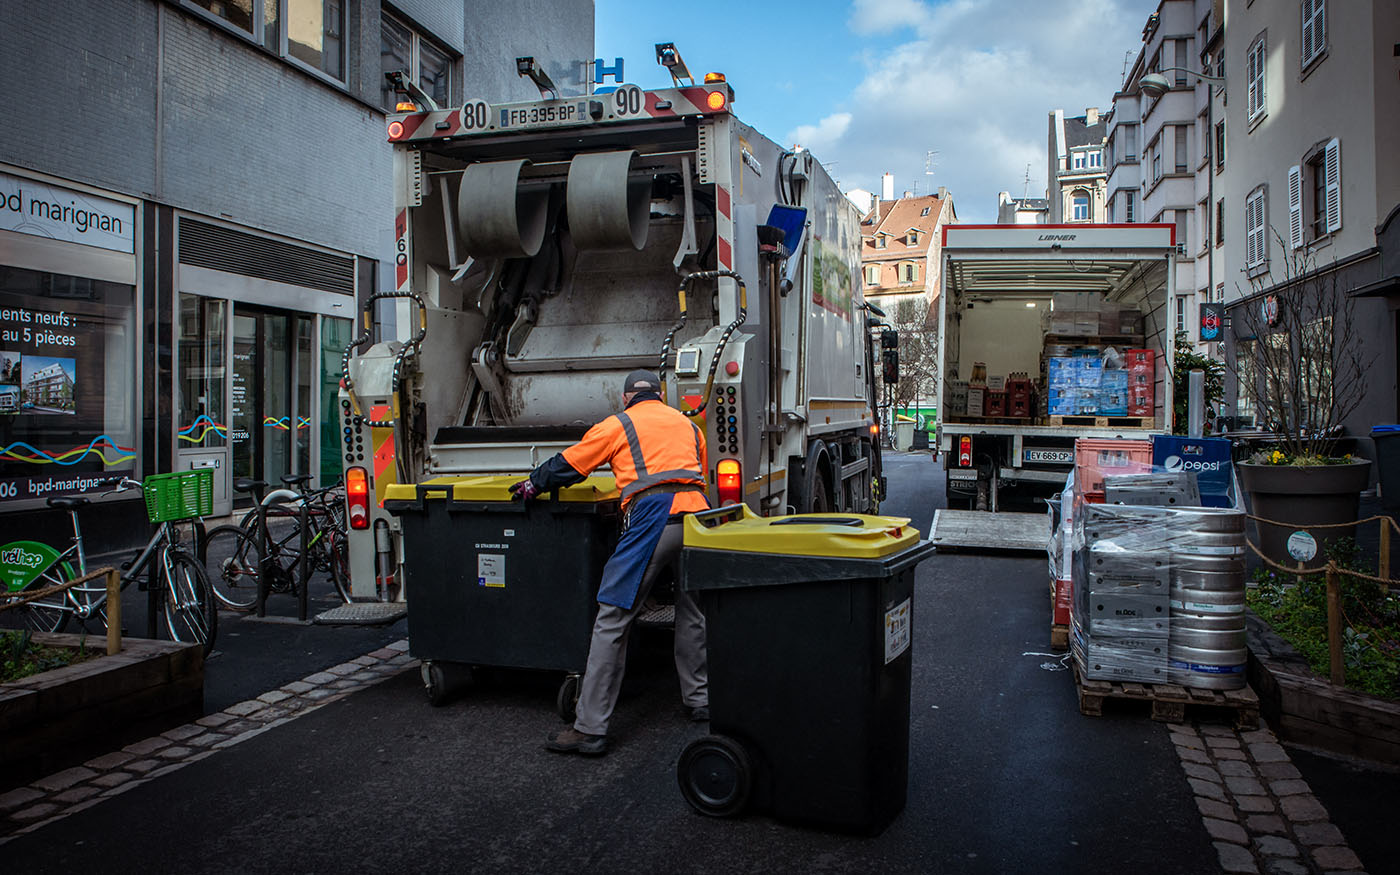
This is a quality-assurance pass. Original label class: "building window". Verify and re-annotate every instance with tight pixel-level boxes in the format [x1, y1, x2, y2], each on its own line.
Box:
[1072, 190, 1090, 221]
[1235, 338, 1257, 424]
[1215, 198, 1225, 245]
[1088, 150, 1102, 168]
[1125, 191, 1136, 223]
[1123, 124, 1137, 160]
[1214, 120, 1225, 171]
[866, 265, 880, 285]
[906, 230, 919, 246]
[1176, 294, 1189, 332]
[1072, 152, 1086, 170]
[900, 263, 916, 283]
[920, 206, 931, 217]
[382, 13, 453, 111]
[1247, 36, 1266, 121]
[1290, 138, 1342, 246]
[1175, 126, 1189, 173]
[183, 0, 346, 82]
[875, 234, 887, 249]
[1175, 209, 1189, 250]
[1301, 0, 1326, 68]
[1245, 187, 1267, 268]
[1150, 141, 1162, 183]
[1174, 39, 1189, 86]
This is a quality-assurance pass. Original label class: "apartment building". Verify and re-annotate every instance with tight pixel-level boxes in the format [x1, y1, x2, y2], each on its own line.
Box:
[0, 0, 591, 548]
[859, 189, 957, 323]
[1217, 0, 1400, 453]
[996, 193, 1049, 225]
[1107, 0, 1219, 346]
[1046, 108, 1108, 223]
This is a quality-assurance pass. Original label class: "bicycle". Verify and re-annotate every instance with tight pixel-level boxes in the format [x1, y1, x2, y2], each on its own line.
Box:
[201, 475, 350, 612]
[0, 475, 218, 656]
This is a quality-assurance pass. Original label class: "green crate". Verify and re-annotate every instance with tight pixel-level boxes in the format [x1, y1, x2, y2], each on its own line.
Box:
[143, 469, 214, 523]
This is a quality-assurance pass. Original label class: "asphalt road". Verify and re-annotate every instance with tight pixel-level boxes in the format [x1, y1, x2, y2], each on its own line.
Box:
[5, 452, 1394, 872]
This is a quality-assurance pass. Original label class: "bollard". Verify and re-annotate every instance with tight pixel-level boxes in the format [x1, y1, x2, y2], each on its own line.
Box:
[1326, 566, 1344, 686]
[106, 567, 122, 655]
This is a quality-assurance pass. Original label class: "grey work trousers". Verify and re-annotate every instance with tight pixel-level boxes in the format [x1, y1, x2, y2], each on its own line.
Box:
[573, 521, 708, 736]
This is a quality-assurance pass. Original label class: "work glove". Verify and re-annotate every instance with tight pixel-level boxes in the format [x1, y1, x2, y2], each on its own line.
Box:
[509, 478, 540, 501]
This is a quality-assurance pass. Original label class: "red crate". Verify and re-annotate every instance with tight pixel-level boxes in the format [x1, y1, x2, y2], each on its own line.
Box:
[1054, 577, 1072, 626]
[1075, 438, 1153, 493]
[1124, 348, 1155, 369]
[986, 391, 1007, 416]
[1009, 395, 1031, 417]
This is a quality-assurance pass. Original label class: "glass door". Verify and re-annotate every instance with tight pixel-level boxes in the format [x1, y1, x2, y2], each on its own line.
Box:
[231, 305, 311, 503]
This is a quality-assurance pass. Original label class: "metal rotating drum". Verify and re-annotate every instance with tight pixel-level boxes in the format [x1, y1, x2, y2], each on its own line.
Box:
[1171, 507, 1247, 534]
[1170, 584, 1246, 614]
[1169, 622, 1246, 651]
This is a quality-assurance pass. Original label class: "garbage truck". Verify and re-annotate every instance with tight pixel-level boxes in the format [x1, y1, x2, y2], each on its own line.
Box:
[337, 56, 889, 602]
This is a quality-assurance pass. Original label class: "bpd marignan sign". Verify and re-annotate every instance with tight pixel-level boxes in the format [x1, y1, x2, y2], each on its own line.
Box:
[0, 172, 134, 254]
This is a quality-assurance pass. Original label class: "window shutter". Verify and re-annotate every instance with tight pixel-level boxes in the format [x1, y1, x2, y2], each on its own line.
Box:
[1324, 138, 1342, 233]
[1245, 197, 1257, 265]
[1302, 1, 1314, 63]
[1287, 165, 1303, 249]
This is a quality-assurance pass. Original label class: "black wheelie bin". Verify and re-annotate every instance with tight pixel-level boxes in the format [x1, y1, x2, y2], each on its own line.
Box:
[676, 504, 934, 835]
[383, 474, 619, 712]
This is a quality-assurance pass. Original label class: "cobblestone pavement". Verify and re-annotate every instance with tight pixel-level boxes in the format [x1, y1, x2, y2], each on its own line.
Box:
[0, 639, 419, 845]
[1170, 723, 1368, 874]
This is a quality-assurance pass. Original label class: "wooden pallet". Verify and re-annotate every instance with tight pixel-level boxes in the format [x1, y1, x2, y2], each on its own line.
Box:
[1073, 663, 1260, 729]
[1045, 414, 1153, 428]
[1051, 624, 1069, 651]
[943, 414, 1034, 425]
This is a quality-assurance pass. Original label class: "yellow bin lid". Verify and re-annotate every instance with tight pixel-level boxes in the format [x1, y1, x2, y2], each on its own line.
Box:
[383, 474, 620, 504]
[683, 504, 918, 559]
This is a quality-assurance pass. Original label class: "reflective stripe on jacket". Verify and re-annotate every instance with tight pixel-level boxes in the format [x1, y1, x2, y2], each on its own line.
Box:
[562, 399, 708, 514]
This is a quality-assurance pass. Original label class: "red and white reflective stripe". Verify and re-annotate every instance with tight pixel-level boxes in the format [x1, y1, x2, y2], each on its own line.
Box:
[394, 210, 409, 290]
[645, 87, 727, 117]
[715, 185, 732, 269]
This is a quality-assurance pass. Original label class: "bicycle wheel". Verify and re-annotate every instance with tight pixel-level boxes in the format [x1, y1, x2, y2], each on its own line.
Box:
[202, 524, 263, 610]
[5, 558, 76, 633]
[326, 528, 351, 603]
[162, 548, 217, 656]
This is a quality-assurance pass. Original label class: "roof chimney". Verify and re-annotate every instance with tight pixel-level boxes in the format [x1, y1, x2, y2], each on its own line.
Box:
[881, 172, 894, 201]
[1085, 107, 1100, 126]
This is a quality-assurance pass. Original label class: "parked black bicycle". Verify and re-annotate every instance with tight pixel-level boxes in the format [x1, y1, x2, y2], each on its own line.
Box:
[201, 475, 350, 612]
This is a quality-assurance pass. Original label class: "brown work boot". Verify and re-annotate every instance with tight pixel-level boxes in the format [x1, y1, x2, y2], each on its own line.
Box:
[546, 727, 609, 756]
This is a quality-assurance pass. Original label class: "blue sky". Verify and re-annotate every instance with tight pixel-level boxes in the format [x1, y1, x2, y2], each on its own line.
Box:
[596, 0, 1145, 222]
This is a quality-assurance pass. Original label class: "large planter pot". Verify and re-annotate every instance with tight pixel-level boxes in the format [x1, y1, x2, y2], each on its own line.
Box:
[1237, 460, 1372, 567]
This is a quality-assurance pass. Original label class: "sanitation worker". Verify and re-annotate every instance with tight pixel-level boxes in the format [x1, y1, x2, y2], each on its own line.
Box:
[510, 369, 709, 756]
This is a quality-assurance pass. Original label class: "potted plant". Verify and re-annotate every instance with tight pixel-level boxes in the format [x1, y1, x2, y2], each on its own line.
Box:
[1229, 239, 1373, 565]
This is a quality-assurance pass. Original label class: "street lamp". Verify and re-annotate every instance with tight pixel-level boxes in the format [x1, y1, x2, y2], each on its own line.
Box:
[1137, 66, 1227, 347]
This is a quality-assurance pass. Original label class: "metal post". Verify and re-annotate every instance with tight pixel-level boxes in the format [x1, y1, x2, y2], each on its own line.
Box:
[256, 512, 269, 618]
[1326, 566, 1344, 686]
[298, 499, 310, 622]
[106, 568, 122, 655]
[146, 560, 159, 638]
[1188, 368, 1205, 438]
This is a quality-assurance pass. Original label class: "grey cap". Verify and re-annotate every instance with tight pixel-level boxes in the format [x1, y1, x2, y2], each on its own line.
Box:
[623, 369, 661, 393]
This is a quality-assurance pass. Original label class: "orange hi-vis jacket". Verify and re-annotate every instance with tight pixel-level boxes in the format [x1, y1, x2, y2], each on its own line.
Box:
[562, 399, 709, 514]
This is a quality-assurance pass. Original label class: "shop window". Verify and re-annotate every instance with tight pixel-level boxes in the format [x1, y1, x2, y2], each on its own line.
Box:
[0, 267, 137, 505]
[320, 316, 353, 485]
[177, 295, 227, 449]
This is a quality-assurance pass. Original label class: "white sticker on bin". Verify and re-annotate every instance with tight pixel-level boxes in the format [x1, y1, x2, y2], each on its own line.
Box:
[884, 597, 911, 664]
[478, 553, 505, 588]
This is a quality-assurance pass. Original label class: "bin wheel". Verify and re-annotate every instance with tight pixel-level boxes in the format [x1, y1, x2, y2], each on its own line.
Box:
[422, 661, 472, 707]
[556, 673, 581, 723]
[677, 734, 753, 818]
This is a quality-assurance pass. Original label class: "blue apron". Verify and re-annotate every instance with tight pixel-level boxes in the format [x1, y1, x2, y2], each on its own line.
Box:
[596, 492, 673, 610]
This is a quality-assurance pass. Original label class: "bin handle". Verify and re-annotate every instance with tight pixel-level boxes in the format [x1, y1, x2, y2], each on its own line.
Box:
[768, 517, 865, 527]
[690, 504, 748, 528]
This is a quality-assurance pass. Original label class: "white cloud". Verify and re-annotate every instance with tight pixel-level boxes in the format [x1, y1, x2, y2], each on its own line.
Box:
[848, 0, 930, 35]
[789, 0, 1142, 222]
[788, 112, 853, 154]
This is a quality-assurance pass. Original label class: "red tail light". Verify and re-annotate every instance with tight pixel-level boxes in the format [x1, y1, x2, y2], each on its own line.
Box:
[716, 459, 742, 506]
[346, 466, 370, 530]
[958, 436, 973, 468]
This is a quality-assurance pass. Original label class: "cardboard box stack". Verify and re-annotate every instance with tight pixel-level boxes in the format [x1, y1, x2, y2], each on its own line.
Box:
[1048, 293, 1142, 338]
